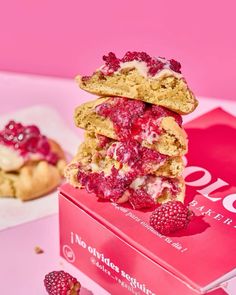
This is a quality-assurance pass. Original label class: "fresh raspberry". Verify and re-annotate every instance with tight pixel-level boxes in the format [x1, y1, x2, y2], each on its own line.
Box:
[44, 270, 81, 295]
[150, 201, 193, 235]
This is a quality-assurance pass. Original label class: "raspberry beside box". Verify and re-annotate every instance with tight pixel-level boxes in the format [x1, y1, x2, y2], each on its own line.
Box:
[59, 108, 236, 295]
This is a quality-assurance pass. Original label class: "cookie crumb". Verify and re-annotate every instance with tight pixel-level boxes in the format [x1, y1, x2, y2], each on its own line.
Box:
[34, 246, 44, 254]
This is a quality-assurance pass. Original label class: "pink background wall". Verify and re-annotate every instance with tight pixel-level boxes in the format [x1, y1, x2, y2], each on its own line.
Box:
[0, 0, 235, 101]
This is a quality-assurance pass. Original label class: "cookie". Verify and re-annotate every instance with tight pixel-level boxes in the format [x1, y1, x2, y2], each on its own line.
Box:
[0, 121, 66, 201]
[65, 132, 184, 186]
[0, 170, 16, 198]
[65, 131, 185, 209]
[127, 176, 185, 209]
[65, 156, 185, 209]
[76, 52, 198, 114]
[74, 97, 188, 156]
[1, 159, 65, 201]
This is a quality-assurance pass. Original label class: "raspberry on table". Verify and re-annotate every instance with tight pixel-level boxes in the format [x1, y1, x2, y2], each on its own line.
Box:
[150, 201, 193, 235]
[44, 270, 81, 295]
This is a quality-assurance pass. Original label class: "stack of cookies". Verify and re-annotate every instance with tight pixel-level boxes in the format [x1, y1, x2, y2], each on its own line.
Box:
[65, 51, 198, 209]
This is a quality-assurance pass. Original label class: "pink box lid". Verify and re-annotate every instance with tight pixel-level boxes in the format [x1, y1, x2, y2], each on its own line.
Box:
[60, 108, 236, 294]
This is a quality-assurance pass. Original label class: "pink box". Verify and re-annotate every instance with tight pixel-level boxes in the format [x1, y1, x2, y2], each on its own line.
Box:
[59, 108, 236, 295]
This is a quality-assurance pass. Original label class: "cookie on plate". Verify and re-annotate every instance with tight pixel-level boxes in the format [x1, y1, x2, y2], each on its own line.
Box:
[0, 120, 66, 201]
[77, 52, 198, 114]
[74, 97, 188, 156]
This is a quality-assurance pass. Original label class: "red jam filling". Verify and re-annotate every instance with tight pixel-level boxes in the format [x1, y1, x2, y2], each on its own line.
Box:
[128, 177, 180, 209]
[78, 167, 135, 201]
[77, 133, 179, 206]
[128, 188, 156, 209]
[107, 140, 166, 174]
[97, 134, 112, 148]
[96, 97, 182, 142]
[0, 120, 59, 165]
[100, 51, 181, 76]
[167, 178, 180, 195]
[78, 166, 179, 208]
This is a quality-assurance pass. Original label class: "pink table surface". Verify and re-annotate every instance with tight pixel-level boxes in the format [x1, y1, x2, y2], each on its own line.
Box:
[0, 215, 109, 295]
[0, 72, 236, 295]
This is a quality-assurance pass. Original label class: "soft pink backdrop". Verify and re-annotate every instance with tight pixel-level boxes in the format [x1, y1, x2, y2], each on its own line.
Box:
[0, 0, 236, 101]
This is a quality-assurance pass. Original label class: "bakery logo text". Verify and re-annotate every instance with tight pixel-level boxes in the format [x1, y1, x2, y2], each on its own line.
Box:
[70, 232, 156, 295]
[184, 157, 236, 226]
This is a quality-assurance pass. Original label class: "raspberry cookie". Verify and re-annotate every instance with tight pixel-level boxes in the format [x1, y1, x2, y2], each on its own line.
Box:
[66, 158, 185, 209]
[0, 120, 66, 201]
[65, 132, 184, 189]
[74, 97, 188, 156]
[77, 52, 198, 114]
[65, 131, 185, 209]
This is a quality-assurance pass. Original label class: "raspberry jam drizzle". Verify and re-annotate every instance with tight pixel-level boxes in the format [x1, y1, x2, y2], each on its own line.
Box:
[96, 97, 182, 142]
[100, 51, 181, 76]
[0, 120, 59, 165]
